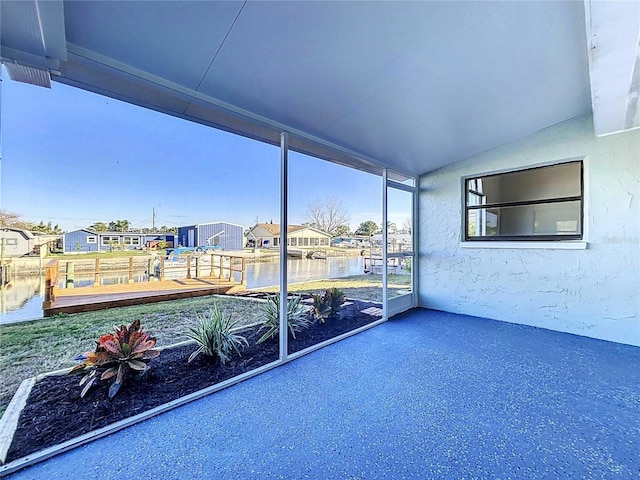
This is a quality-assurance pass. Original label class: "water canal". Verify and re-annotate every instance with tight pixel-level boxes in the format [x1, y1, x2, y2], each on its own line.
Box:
[0, 256, 367, 324]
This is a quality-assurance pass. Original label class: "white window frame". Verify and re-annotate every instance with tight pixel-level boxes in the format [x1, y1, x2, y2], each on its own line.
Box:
[101, 236, 120, 245]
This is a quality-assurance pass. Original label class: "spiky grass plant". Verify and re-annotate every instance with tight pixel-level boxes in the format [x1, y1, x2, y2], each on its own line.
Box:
[257, 295, 310, 344]
[70, 319, 159, 399]
[184, 303, 248, 364]
[324, 288, 346, 317]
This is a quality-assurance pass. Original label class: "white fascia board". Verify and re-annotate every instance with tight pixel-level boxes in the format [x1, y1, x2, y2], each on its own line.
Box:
[35, 0, 67, 61]
[584, 0, 640, 135]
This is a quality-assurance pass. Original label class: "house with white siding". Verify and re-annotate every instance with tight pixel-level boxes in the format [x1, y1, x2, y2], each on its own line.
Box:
[0, 228, 36, 257]
[245, 223, 331, 249]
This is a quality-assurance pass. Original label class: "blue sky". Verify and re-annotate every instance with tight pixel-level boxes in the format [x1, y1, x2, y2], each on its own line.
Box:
[1, 70, 409, 232]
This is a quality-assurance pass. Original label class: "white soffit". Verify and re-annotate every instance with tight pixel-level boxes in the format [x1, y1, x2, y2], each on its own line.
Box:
[2, 1, 595, 176]
[585, 0, 640, 136]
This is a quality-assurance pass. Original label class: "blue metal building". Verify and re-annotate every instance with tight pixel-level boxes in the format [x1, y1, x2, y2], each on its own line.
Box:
[63, 229, 176, 253]
[177, 222, 244, 251]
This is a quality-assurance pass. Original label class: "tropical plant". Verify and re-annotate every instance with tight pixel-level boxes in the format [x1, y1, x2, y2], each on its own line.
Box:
[69, 319, 160, 399]
[183, 304, 248, 364]
[108, 219, 131, 232]
[324, 288, 346, 317]
[257, 295, 310, 343]
[89, 221, 109, 231]
[311, 293, 331, 323]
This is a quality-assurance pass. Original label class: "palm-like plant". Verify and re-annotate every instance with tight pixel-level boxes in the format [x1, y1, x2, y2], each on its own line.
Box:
[184, 304, 248, 364]
[325, 288, 346, 317]
[312, 293, 331, 323]
[257, 295, 310, 343]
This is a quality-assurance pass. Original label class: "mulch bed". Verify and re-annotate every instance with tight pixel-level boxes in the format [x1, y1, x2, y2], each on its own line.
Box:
[5, 299, 382, 463]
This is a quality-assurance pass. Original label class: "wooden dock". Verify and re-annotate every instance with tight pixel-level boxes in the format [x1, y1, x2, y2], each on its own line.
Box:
[42, 256, 247, 316]
[43, 277, 244, 316]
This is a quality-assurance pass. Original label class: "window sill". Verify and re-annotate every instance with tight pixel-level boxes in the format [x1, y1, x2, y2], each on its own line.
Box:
[460, 241, 587, 250]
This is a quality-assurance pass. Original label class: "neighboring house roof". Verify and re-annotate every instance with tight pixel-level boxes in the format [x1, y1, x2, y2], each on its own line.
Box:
[1, 228, 35, 240]
[66, 229, 175, 236]
[179, 221, 244, 230]
[196, 221, 244, 228]
[248, 223, 331, 237]
[64, 228, 97, 235]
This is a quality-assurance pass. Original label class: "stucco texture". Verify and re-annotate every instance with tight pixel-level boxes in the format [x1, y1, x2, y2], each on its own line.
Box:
[418, 115, 640, 346]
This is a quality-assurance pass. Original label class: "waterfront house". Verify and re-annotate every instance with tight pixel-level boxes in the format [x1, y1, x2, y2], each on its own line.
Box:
[63, 229, 176, 253]
[0, 228, 35, 257]
[177, 222, 244, 251]
[245, 223, 332, 249]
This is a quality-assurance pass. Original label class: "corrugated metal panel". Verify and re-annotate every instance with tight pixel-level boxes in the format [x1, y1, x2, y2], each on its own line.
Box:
[196, 222, 243, 250]
[4, 63, 51, 87]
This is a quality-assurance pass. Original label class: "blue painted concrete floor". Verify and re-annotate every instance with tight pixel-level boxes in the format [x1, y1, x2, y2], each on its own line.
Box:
[7, 309, 640, 479]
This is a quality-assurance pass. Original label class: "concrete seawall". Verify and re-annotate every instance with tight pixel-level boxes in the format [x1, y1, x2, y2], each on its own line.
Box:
[4, 257, 45, 276]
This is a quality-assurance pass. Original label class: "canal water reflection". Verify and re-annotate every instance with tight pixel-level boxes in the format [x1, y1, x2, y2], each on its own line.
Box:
[0, 257, 367, 324]
[0, 274, 45, 324]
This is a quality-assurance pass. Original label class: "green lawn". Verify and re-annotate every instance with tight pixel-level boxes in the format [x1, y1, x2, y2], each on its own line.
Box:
[0, 295, 264, 416]
[260, 274, 410, 300]
[0, 274, 412, 417]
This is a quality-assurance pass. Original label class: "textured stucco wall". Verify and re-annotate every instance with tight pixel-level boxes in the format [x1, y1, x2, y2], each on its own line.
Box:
[418, 115, 640, 346]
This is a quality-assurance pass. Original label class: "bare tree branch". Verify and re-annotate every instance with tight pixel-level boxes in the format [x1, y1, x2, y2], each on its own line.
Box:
[305, 197, 350, 235]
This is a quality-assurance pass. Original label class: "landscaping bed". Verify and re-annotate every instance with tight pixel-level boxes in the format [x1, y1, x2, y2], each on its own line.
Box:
[5, 299, 382, 463]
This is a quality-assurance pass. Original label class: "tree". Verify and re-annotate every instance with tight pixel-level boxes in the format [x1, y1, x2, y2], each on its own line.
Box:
[305, 197, 350, 236]
[108, 220, 130, 232]
[355, 221, 378, 237]
[333, 225, 350, 237]
[31, 221, 63, 235]
[401, 217, 412, 234]
[90, 222, 109, 231]
[387, 221, 398, 234]
[0, 209, 64, 233]
[0, 209, 30, 229]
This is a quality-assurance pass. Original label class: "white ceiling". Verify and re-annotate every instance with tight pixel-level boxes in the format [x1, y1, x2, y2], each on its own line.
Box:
[1, 1, 635, 177]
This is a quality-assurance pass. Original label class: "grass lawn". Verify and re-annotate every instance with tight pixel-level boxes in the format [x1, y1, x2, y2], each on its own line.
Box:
[0, 295, 264, 416]
[0, 274, 412, 416]
[260, 274, 411, 300]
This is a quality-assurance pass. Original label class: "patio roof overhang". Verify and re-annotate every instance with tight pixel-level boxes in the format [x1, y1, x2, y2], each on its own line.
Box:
[1, 1, 638, 177]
